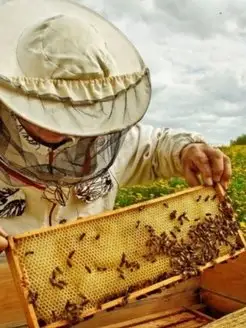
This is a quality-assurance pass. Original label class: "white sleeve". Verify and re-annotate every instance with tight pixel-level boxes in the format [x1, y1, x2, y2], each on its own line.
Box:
[113, 123, 207, 187]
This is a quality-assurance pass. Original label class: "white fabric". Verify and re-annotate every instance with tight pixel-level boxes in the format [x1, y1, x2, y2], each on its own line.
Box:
[0, 0, 151, 136]
[0, 124, 205, 261]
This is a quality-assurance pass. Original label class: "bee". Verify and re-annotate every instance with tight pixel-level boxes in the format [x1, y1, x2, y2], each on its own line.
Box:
[135, 220, 140, 229]
[65, 300, 73, 311]
[55, 266, 63, 274]
[121, 294, 129, 306]
[79, 232, 86, 241]
[206, 213, 212, 216]
[138, 206, 145, 211]
[81, 299, 90, 307]
[170, 231, 177, 239]
[125, 261, 131, 269]
[96, 302, 102, 310]
[106, 306, 116, 312]
[204, 195, 210, 202]
[57, 280, 67, 286]
[78, 293, 87, 300]
[177, 213, 184, 222]
[85, 266, 91, 274]
[174, 226, 181, 232]
[178, 218, 184, 225]
[67, 259, 73, 268]
[136, 294, 147, 300]
[120, 253, 126, 267]
[95, 234, 100, 240]
[59, 219, 67, 224]
[211, 194, 217, 201]
[97, 267, 107, 272]
[51, 310, 57, 321]
[56, 283, 64, 290]
[38, 319, 47, 327]
[196, 195, 202, 202]
[25, 251, 34, 256]
[20, 277, 28, 289]
[27, 290, 38, 307]
[51, 270, 56, 280]
[170, 210, 177, 220]
[68, 250, 75, 259]
[49, 278, 60, 288]
[163, 203, 169, 208]
[119, 273, 125, 280]
[194, 218, 200, 222]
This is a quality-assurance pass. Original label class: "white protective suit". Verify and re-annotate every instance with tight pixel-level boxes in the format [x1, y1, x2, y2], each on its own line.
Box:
[0, 123, 205, 261]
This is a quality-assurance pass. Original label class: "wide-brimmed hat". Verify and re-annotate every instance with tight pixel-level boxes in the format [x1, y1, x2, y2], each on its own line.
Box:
[0, 0, 151, 136]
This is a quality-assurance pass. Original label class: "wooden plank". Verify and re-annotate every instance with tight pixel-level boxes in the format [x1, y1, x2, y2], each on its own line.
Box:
[186, 309, 215, 322]
[0, 324, 27, 328]
[0, 263, 26, 327]
[130, 312, 196, 327]
[176, 321, 207, 328]
[99, 306, 214, 328]
[203, 307, 246, 328]
[200, 252, 246, 315]
[97, 308, 211, 328]
[0, 262, 200, 328]
[6, 237, 39, 328]
[73, 278, 201, 328]
[99, 308, 195, 328]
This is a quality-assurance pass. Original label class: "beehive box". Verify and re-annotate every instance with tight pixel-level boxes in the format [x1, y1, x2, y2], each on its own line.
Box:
[5, 185, 246, 328]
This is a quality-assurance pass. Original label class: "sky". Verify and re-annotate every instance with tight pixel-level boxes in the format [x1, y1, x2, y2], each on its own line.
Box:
[79, 0, 246, 145]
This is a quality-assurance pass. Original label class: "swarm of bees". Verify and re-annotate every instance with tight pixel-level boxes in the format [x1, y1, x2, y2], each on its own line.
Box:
[36, 295, 91, 327]
[24, 191, 242, 326]
[142, 193, 240, 280]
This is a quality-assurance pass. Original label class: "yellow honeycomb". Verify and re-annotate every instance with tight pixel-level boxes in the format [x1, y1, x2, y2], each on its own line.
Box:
[7, 186, 245, 326]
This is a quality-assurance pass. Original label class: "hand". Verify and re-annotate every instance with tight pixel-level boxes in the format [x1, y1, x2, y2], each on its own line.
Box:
[180, 143, 232, 190]
[0, 227, 8, 253]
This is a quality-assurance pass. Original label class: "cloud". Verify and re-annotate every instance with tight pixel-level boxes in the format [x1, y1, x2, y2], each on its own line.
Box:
[34, 1, 246, 144]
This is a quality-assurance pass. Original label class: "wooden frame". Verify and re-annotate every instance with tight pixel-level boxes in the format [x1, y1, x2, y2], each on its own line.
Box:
[3, 185, 246, 327]
[1, 252, 246, 327]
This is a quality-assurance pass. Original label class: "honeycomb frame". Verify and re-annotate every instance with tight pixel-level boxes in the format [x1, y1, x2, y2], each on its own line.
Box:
[5, 185, 246, 328]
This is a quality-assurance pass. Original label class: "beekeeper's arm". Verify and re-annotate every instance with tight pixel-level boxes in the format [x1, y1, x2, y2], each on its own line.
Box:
[114, 123, 207, 187]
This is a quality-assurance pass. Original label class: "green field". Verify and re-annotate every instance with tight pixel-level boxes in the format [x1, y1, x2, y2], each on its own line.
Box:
[115, 145, 246, 231]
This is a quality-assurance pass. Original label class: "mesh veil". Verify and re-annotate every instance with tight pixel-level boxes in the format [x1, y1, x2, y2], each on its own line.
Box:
[0, 104, 128, 204]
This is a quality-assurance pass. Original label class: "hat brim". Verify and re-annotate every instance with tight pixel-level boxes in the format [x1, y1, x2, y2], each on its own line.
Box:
[0, 0, 151, 136]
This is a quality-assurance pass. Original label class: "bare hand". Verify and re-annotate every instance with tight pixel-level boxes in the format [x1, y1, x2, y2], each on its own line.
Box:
[180, 143, 232, 189]
[0, 227, 8, 253]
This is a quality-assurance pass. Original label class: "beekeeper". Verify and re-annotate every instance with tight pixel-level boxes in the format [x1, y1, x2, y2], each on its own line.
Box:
[0, 0, 231, 254]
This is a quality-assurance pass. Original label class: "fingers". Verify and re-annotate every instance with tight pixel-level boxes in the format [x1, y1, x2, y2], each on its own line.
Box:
[0, 236, 8, 253]
[220, 155, 232, 189]
[0, 227, 8, 238]
[190, 151, 213, 186]
[0, 227, 8, 253]
[183, 166, 201, 187]
[209, 149, 224, 183]
[205, 148, 232, 189]
[181, 144, 232, 189]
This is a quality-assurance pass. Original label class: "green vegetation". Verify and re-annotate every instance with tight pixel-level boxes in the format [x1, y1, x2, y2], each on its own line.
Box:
[115, 145, 246, 232]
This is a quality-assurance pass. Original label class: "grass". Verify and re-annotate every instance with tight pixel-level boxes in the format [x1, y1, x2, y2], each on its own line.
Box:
[115, 145, 246, 231]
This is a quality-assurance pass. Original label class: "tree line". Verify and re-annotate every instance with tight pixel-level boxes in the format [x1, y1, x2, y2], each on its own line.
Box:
[230, 134, 246, 145]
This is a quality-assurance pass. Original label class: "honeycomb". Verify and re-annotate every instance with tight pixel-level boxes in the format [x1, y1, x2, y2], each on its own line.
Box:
[6, 186, 246, 327]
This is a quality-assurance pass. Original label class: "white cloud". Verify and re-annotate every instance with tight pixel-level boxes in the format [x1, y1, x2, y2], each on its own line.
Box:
[47, 1, 246, 144]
